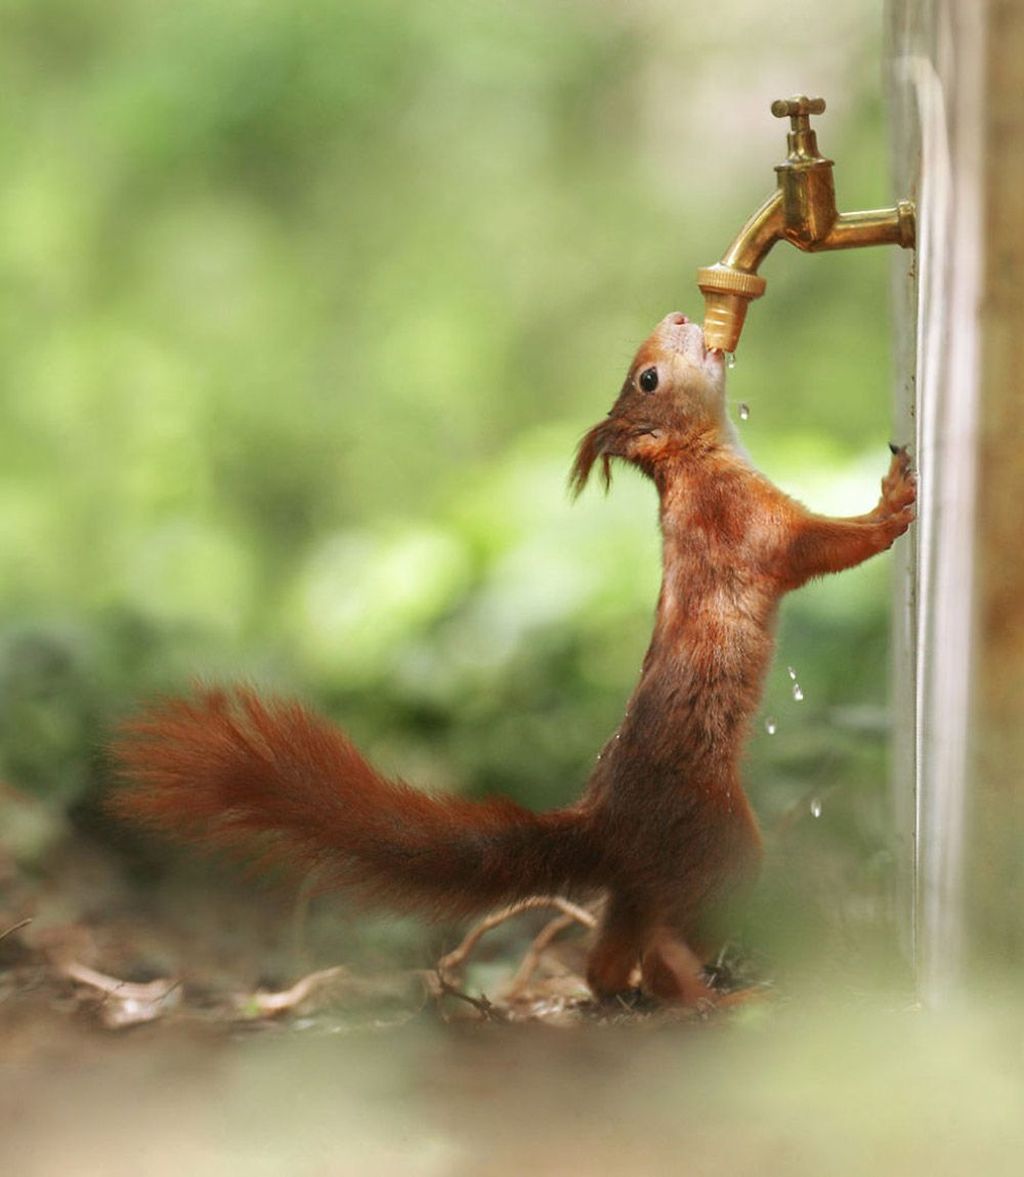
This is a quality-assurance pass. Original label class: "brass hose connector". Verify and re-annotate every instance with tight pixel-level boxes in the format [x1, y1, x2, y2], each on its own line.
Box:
[696, 265, 767, 357]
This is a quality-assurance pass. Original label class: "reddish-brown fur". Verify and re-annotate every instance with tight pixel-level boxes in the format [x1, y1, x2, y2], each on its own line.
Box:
[111, 311, 915, 1007]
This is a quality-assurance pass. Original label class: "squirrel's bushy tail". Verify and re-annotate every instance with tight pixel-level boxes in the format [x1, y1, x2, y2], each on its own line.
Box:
[110, 688, 600, 918]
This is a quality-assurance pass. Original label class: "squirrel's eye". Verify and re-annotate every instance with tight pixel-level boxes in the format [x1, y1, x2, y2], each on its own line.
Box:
[638, 366, 659, 393]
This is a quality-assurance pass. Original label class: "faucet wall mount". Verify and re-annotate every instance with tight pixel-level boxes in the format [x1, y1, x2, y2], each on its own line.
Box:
[697, 95, 916, 354]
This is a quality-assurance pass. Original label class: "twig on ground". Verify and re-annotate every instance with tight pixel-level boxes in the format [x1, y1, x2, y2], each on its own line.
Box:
[437, 896, 596, 990]
[0, 918, 31, 944]
[504, 911, 580, 997]
[58, 960, 182, 1029]
[432, 975, 509, 1023]
[241, 965, 351, 1017]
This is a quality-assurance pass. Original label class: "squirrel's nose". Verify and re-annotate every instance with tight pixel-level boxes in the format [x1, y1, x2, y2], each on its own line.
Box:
[667, 312, 689, 325]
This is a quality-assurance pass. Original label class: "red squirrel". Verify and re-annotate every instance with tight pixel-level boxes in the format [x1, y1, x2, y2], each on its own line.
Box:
[111, 311, 916, 1007]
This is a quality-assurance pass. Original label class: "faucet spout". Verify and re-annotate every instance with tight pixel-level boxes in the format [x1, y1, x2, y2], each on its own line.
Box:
[719, 189, 787, 272]
[696, 96, 916, 355]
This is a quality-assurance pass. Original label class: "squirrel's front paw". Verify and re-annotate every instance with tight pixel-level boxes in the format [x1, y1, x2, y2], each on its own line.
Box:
[878, 444, 917, 516]
[882, 503, 916, 547]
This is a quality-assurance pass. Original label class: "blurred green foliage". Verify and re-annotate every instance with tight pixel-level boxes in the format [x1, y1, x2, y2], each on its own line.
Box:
[0, 0, 903, 969]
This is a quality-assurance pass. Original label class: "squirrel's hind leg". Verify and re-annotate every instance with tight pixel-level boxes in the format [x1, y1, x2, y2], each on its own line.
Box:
[585, 892, 648, 998]
[640, 927, 719, 1007]
[586, 905, 759, 1010]
[642, 928, 768, 1010]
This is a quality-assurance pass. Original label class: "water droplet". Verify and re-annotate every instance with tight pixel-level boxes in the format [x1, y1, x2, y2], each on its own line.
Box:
[787, 666, 804, 702]
[765, 717, 777, 735]
[726, 353, 737, 370]
[738, 402, 750, 421]
[810, 798, 822, 818]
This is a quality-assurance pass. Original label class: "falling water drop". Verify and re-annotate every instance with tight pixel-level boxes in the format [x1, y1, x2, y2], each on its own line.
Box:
[787, 666, 805, 702]
[738, 402, 750, 421]
[765, 717, 777, 735]
[726, 352, 737, 370]
[810, 798, 822, 818]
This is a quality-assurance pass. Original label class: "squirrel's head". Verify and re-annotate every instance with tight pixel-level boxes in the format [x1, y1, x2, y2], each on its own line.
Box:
[570, 312, 728, 495]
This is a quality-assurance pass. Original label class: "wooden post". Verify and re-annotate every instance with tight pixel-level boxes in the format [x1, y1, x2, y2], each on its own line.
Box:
[888, 0, 1024, 1000]
[968, 0, 1024, 982]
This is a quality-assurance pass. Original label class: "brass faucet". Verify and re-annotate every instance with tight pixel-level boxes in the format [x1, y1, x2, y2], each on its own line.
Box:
[697, 96, 916, 354]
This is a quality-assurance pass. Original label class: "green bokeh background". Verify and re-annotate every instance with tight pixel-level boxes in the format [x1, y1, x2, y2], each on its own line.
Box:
[1, 0, 904, 977]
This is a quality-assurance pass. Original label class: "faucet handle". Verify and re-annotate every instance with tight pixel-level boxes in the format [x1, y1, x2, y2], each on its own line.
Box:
[771, 95, 827, 164]
[771, 95, 826, 128]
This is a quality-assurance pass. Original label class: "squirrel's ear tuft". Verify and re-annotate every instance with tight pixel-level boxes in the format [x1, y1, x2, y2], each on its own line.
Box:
[570, 423, 613, 499]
